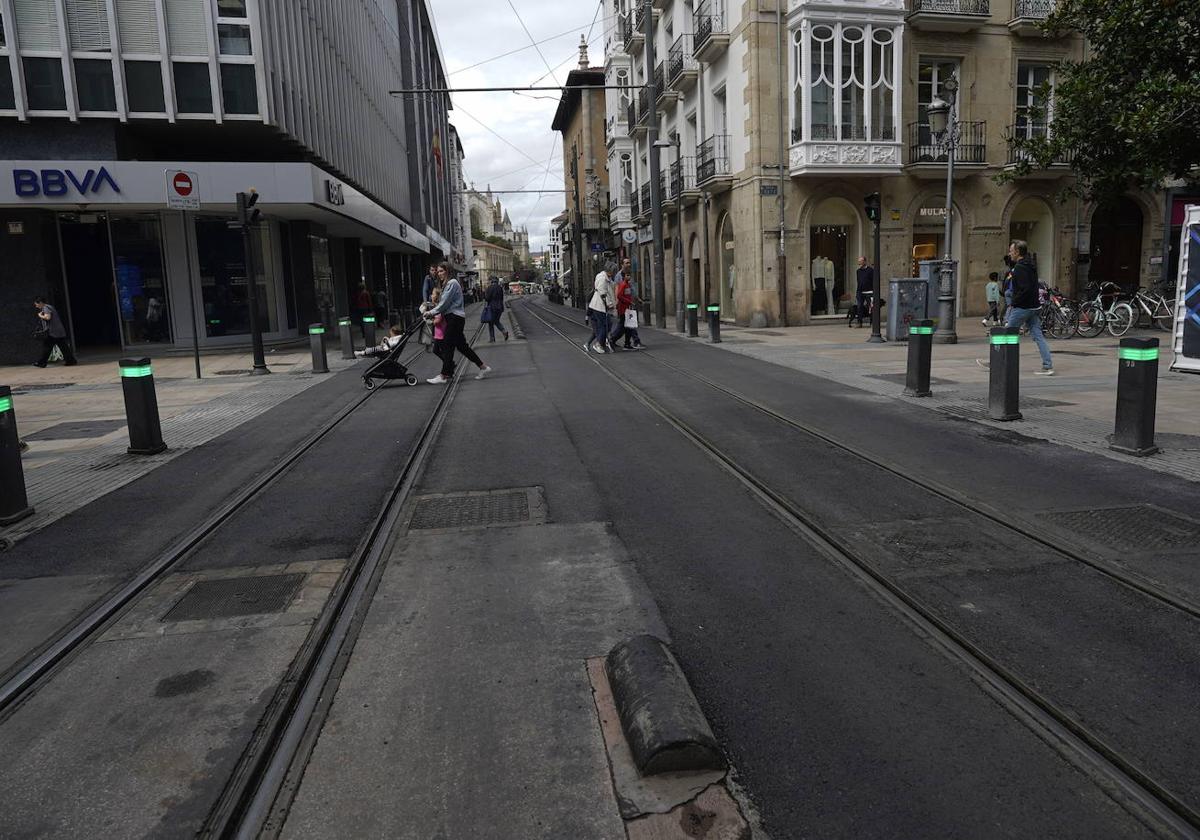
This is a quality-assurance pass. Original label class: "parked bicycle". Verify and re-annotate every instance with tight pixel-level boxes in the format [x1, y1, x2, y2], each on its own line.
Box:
[1041, 288, 1079, 339]
[1076, 281, 1134, 338]
[1128, 285, 1175, 331]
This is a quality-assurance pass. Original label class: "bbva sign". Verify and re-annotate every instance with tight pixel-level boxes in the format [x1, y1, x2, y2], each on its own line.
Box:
[13, 167, 121, 198]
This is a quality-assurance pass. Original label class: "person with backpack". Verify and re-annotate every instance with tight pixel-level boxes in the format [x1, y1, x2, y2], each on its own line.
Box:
[33, 296, 76, 367]
[483, 277, 510, 342]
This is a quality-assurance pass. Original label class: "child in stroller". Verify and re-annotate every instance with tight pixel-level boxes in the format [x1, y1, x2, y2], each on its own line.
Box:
[356, 322, 422, 389]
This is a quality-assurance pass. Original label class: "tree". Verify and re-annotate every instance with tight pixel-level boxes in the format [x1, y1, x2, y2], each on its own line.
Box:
[1002, 0, 1200, 202]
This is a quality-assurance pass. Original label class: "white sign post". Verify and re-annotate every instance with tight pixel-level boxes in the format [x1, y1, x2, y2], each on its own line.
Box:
[166, 170, 203, 378]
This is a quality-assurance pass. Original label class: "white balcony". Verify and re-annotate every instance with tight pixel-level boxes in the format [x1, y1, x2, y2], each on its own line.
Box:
[789, 139, 903, 176]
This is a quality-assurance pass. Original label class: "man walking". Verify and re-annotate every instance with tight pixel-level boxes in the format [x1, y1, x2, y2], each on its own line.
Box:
[1004, 240, 1054, 375]
[424, 263, 492, 384]
[586, 262, 616, 354]
[33, 296, 76, 367]
[853, 257, 874, 328]
[608, 258, 642, 349]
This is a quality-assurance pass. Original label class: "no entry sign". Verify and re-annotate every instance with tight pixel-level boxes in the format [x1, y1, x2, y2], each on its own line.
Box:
[165, 169, 200, 210]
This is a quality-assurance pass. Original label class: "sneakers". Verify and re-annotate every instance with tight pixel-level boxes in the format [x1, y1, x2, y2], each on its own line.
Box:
[475, 365, 492, 380]
[1035, 368, 1055, 376]
[426, 374, 450, 385]
[583, 342, 592, 352]
[592, 344, 607, 354]
[975, 358, 990, 368]
[504, 332, 510, 341]
[981, 319, 990, 326]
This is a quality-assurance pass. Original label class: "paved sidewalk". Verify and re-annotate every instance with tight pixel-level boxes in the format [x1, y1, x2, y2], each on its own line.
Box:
[648, 319, 1200, 482]
[1, 346, 361, 546]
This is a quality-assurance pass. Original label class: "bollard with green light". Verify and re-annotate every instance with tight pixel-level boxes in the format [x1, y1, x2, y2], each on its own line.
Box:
[339, 317, 355, 359]
[362, 315, 377, 348]
[904, 320, 934, 397]
[309, 324, 329, 374]
[119, 358, 167, 454]
[686, 303, 699, 337]
[1110, 337, 1159, 456]
[706, 305, 722, 344]
[0, 386, 34, 525]
[987, 327, 1021, 421]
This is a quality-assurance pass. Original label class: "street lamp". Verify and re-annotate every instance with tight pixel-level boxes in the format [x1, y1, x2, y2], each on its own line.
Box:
[653, 136, 685, 332]
[928, 75, 959, 344]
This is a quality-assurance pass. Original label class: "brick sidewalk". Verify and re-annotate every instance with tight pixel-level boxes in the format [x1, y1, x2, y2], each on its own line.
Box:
[647, 319, 1200, 483]
[1, 347, 361, 546]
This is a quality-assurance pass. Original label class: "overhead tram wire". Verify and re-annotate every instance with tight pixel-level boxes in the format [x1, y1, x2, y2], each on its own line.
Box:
[447, 18, 607, 75]
[505, 0, 563, 86]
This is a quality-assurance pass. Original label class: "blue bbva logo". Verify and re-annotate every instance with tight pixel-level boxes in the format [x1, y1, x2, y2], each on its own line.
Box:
[13, 167, 121, 197]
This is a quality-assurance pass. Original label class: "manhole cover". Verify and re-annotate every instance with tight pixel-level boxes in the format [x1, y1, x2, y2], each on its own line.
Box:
[867, 372, 956, 386]
[27, 419, 126, 441]
[162, 573, 306, 622]
[1038, 506, 1200, 553]
[12, 383, 75, 392]
[213, 370, 248, 376]
[407, 487, 545, 531]
[1151, 433, 1200, 452]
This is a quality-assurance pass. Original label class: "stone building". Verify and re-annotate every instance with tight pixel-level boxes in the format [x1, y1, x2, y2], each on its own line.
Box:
[604, 0, 1168, 328]
[464, 184, 528, 267]
[472, 237, 516, 278]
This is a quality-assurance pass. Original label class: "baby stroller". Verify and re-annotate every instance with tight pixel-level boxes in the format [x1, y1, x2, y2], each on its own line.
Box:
[362, 320, 423, 390]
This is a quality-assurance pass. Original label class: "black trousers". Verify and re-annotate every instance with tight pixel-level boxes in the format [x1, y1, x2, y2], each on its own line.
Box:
[37, 333, 76, 365]
[440, 313, 483, 377]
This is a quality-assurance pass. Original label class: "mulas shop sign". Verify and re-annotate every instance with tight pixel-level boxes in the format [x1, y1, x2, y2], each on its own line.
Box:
[12, 167, 121, 198]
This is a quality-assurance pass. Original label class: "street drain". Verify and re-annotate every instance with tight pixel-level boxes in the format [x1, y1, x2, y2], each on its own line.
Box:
[1038, 505, 1200, 554]
[406, 487, 546, 531]
[162, 573, 305, 621]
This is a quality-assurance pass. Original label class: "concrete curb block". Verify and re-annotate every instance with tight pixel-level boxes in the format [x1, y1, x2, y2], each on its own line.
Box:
[507, 310, 525, 340]
[605, 635, 727, 776]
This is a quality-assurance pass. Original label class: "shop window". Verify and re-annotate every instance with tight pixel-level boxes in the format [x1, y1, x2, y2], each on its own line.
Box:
[74, 58, 116, 111]
[23, 57, 66, 110]
[196, 217, 278, 337]
[173, 61, 211, 113]
[220, 63, 257, 114]
[111, 216, 171, 345]
[0, 62, 14, 109]
[217, 23, 251, 55]
[124, 60, 165, 112]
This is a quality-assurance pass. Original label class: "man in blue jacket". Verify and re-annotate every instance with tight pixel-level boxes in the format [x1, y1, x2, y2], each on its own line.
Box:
[1005, 240, 1053, 376]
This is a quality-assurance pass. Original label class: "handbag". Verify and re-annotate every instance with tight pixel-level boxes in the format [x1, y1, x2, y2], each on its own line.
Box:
[480, 306, 492, 324]
[624, 310, 639, 329]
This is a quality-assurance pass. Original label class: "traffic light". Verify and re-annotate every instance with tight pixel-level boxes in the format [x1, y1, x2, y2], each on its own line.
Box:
[864, 192, 881, 223]
[237, 189, 261, 228]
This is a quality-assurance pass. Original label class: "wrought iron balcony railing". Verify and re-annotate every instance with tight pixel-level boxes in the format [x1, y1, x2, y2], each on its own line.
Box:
[1004, 123, 1073, 165]
[906, 121, 987, 164]
[694, 2, 727, 51]
[668, 36, 697, 86]
[1013, 0, 1052, 16]
[912, 0, 990, 11]
[638, 182, 652, 217]
[697, 134, 731, 182]
[670, 156, 697, 198]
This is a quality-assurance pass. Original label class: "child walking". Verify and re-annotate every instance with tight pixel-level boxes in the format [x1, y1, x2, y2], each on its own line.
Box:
[983, 272, 1002, 326]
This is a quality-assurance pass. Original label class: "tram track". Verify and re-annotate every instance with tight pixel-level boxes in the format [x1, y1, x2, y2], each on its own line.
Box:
[521, 299, 1200, 838]
[0, 343, 428, 718]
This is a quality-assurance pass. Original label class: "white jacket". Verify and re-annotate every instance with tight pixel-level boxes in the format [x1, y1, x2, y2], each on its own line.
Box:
[589, 272, 614, 312]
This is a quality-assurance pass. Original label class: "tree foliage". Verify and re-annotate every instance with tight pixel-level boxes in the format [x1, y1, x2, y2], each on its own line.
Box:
[1003, 0, 1200, 201]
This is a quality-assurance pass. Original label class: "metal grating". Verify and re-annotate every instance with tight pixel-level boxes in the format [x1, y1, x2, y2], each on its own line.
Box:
[27, 419, 127, 441]
[409, 490, 532, 530]
[12, 383, 76, 392]
[745, 330, 785, 336]
[867, 372, 955, 386]
[162, 573, 306, 622]
[1038, 506, 1200, 553]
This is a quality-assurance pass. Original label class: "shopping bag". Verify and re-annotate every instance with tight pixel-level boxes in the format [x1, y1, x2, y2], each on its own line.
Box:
[48, 345, 63, 363]
[624, 310, 639, 329]
[480, 307, 493, 324]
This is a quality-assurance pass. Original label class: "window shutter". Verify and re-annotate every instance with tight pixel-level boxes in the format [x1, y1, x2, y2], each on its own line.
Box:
[14, 0, 60, 50]
[165, 0, 208, 56]
[117, 0, 161, 54]
[66, 0, 111, 51]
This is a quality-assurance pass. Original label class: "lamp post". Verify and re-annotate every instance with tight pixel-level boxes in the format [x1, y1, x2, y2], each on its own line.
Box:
[653, 136, 685, 332]
[927, 75, 959, 344]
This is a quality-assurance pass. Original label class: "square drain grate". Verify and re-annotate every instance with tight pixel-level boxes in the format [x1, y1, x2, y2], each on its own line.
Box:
[407, 488, 544, 531]
[27, 419, 126, 441]
[162, 573, 306, 622]
[1038, 506, 1200, 553]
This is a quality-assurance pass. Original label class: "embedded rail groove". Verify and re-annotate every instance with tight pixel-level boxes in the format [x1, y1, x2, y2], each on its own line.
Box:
[521, 300, 1200, 838]
[0, 347, 424, 719]
[526, 299, 1200, 622]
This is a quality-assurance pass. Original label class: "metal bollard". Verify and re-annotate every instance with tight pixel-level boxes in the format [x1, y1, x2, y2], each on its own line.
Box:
[707, 305, 722, 343]
[904, 320, 934, 397]
[987, 327, 1022, 421]
[362, 315, 377, 348]
[119, 357, 167, 454]
[0, 386, 33, 525]
[339, 317, 355, 359]
[309, 324, 329, 374]
[1110, 337, 1159, 456]
[687, 304, 699, 337]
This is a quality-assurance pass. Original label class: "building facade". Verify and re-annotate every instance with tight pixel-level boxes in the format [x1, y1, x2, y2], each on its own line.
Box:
[547, 212, 565, 280]
[448, 125, 473, 273]
[464, 184, 528, 268]
[0, 0, 458, 362]
[471, 237, 515, 278]
[604, 0, 1167, 327]
[552, 39, 610, 306]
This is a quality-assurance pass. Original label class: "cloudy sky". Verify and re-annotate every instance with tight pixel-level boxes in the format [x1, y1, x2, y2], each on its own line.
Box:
[428, 0, 610, 253]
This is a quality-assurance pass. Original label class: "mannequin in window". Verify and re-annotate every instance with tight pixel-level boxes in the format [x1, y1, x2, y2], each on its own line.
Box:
[812, 254, 828, 315]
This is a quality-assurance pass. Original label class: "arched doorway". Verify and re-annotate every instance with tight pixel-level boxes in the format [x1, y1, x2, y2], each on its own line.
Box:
[1090, 197, 1143, 291]
[1009, 197, 1055, 286]
[911, 195, 964, 311]
[689, 234, 701, 304]
[808, 197, 862, 317]
[718, 214, 735, 317]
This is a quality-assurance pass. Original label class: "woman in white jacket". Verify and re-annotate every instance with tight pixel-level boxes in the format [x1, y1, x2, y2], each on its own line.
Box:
[586, 262, 617, 354]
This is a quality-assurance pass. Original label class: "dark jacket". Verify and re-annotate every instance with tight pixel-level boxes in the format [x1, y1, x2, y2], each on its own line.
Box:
[484, 282, 505, 312]
[856, 265, 874, 294]
[1009, 257, 1039, 309]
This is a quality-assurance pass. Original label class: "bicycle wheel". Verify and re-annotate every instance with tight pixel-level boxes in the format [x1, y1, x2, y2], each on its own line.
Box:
[1107, 302, 1135, 337]
[1076, 302, 1104, 338]
[1153, 299, 1175, 331]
